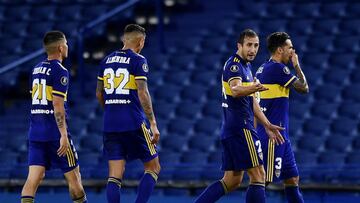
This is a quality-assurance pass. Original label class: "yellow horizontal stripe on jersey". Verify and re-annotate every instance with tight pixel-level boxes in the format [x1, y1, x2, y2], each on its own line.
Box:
[110, 74, 137, 90]
[222, 81, 254, 96]
[260, 84, 290, 99]
[98, 76, 104, 81]
[284, 76, 297, 87]
[32, 85, 55, 101]
[135, 76, 147, 80]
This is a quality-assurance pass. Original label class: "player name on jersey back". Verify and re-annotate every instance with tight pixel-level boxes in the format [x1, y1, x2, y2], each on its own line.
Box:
[106, 56, 130, 64]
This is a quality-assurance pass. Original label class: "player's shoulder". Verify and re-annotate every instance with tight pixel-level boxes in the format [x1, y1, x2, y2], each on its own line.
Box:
[48, 60, 68, 73]
[224, 55, 241, 70]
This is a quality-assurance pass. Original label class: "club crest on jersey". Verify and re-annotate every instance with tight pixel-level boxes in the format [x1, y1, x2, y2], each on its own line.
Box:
[283, 66, 290, 74]
[60, 76, 68, 86]
[230, 65, 239, 72]
[275, 169, 281, 178]
[142, 63, 149, 72]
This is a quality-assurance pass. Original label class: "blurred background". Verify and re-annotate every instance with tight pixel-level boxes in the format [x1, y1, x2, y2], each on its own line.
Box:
[0, 0, 359, 202]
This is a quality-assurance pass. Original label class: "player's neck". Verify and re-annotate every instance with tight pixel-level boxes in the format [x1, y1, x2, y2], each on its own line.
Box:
[271, 55, 282, 63]
[236, 51, 248, 63]
[47, 54, 63, 62]
[122, 45, 139, 54]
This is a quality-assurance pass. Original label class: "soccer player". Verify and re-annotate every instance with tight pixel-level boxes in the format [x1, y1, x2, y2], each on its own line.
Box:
[96, 24, 160, 203]
[255, 32, 309, 203]
[194, 29, 285, 203]
[21, 31, 87, 203]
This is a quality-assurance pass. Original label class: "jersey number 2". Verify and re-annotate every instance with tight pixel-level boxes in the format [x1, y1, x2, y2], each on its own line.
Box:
[32, 78, 48, 105]
[104, 68, 129, 95]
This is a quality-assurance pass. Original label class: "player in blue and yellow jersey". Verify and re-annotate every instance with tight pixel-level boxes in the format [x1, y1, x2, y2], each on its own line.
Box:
[195, 29, 284, 203]
[21, 31, 87, 203]
[256, 32, 309, 203]
[96, 24, 160, 203]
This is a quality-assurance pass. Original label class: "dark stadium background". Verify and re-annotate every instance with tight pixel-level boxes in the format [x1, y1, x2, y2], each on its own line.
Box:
[0, 0, 359, 202]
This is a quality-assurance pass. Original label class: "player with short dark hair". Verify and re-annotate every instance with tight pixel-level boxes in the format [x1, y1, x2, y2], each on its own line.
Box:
[255, 32, 309, 203]
[21, 31, 87, 203]
[96, 24, 160, 203]
[194, 29, 284, 203]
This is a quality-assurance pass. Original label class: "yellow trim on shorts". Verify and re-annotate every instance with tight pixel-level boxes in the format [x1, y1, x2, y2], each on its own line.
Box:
[244, 129, 259, 167]
[141, 123, 156, 155]
[266, 139, 275, 182]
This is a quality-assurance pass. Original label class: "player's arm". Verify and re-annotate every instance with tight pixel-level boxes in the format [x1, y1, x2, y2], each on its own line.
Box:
[136, 79, 160, 144]
[229, 78, 268, 97]
[253, 97, 285, 145]
[96, 80, 105, 109]
[291, 53, 309, 94]
[53, 95, 69, 157]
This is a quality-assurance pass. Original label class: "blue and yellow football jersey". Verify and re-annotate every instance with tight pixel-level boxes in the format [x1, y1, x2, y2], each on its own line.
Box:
[97, 49, 149, 132]
[220, 54, 255, 139]
[29, 59, 69, 141]
[255, 59, 297, 140]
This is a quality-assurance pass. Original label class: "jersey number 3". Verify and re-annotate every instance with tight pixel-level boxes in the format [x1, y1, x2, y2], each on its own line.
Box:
[104, 68, 129, 95]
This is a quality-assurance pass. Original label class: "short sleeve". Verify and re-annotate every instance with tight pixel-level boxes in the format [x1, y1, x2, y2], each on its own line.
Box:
[223, 62, 243, 83]
[134, 57, 149, 80]
[52, 64, 69, 98]
[97, 58, 106, 81]
[273, 64, 297, 87]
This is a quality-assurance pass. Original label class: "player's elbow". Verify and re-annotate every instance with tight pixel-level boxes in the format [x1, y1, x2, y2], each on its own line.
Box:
[96, 91, 103, 100]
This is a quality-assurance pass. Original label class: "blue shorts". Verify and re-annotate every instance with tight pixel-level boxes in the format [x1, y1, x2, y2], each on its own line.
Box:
[221, 128, 264, 171]
[28, 138, 78, 173]
[260, 138, 299, 182]
[103, 124, 158, 163]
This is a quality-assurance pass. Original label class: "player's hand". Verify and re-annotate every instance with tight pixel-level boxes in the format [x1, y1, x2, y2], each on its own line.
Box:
[57, 135, 70, 157]
[253, 77, 268, 92]
[150, 124, 160, 144]
[291, 52, 299, 68]
[265, 123, 285, 145]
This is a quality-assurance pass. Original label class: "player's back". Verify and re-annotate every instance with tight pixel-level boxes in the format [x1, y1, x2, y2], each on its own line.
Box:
[29, 59, 69, 142]
[255, 60, 296, 140]
[98, 49, 149, 133]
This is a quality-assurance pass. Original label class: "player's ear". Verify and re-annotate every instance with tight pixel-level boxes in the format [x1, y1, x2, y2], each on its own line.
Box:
[237, 42, 242, 50]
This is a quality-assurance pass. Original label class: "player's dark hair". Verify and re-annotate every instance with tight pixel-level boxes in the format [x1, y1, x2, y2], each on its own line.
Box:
[267, 32, 290, 54]
[237, 29, 258, 45]
[43, 31, 65, 46]
[124, 24, 146, 36]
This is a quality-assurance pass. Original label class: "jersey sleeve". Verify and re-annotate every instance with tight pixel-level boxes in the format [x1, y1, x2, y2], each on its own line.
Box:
[97, 58, 106, 81]
[134, 57, 149, 80]
[223, 62, 243, 83]
[52, 64, 69, 98]
[273, 63, 297, 87]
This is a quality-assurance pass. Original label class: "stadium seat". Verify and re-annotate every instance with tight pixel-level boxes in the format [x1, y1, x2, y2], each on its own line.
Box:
[310, 103, 338, 119]
[342, 84, 360, 102]
[181, 151, 208, 165]
[295, 150, 318, 167]
[202, 101, 222, 118]
[180, 85, 207, 102]
[163, 71, 190, 86]
[153, 102, 175, 120]
[265, 3, 293, 18]
[319, 2, 346, 18]
[77, 152, 100, 167]
[333, 36, 359, 53]
[317, 151, 345, 170]
[55, 5, 82, 21]
[297, 135, 325, 153]
[303, 117, 330, 136]
[194, 117, 221, 135]
[154, 84, 181, 103]
[346, 2, 360, 17]
[329, 53, 356, 70]
[325, 134, 352, 153]
[237, 2, 267, 18]
[292, 3, 320, 18]
[307, 36, 333, 52]
[168, 54, 195, 71]
[339, 19, 360, 35]
[80, 134, 103, 152]
[175, 102, 202, 119]
[314, 84, 341, 103]
[5, 6, 30, 21]
[287, 19, 313, 35]
[260, 19, 287, 34]
[322, 69, 350, 85]
[337, 102, 360, 119]
[330, 117, 358, 136]
[161, 135, 188, 152]
[289, 101, 310, 119]
[188, 134, 216, 152]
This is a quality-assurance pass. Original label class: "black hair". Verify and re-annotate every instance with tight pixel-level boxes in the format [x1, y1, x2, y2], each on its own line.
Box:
[266, 32, 290, 54]
[124, 24, 146, 36]
[237, 29, 258, 44]
[43, 31, 65, 46]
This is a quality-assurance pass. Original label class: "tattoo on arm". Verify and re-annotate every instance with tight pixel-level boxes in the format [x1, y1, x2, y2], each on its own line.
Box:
[96, 81, 105, 108]
[137, 80, 156, 122]
[292, 64, 309, 94]
[55, 112, 65, 129]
